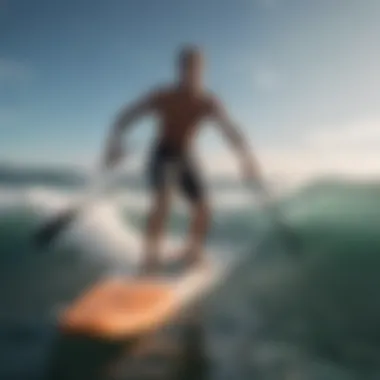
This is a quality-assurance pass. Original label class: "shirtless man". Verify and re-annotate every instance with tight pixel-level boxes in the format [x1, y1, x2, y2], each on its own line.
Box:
[102, 45, 261, 273]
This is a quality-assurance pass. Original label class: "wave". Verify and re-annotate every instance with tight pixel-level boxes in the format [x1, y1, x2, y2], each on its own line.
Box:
[1, 170, 380, 378]
[212, 178, 380, 378]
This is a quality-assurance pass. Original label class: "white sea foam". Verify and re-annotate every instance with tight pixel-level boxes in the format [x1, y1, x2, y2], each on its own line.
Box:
[0, 181, 264, 270]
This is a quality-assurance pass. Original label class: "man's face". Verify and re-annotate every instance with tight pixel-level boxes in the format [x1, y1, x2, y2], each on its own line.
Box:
[181, 53, 204, 88]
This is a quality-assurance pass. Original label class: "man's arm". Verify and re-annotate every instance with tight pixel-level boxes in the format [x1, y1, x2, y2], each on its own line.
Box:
[102, 90, 160, 168]
[208, 96, 262, 182]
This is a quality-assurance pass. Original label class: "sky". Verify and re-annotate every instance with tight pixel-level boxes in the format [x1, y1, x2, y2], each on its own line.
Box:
[1, 0, 380, 181]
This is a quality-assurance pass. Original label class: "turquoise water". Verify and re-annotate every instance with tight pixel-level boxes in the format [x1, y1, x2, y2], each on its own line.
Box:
[0, 167, 379, 379]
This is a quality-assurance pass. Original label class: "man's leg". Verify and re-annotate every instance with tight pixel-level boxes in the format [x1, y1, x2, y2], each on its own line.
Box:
[180, 158, 210, 266]
[142, 144, 171, 275]
[142, 190, 170, 274]
[186, 199, 210, 265]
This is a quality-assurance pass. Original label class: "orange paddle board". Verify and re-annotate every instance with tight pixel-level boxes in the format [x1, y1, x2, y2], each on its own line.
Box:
[59, 259, 222, 340]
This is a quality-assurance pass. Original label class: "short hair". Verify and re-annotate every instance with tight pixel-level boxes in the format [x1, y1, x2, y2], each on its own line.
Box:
[177, 45, 203, 68]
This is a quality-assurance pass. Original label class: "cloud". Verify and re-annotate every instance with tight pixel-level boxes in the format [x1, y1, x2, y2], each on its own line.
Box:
[194, 119, 380, 186]
[260, 147, 380, 184]
[258, 120, 380, 182]
[304, 121, 380, 151]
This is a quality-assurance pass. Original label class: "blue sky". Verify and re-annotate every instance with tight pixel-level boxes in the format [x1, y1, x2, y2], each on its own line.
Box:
[1, 0, 380, 179]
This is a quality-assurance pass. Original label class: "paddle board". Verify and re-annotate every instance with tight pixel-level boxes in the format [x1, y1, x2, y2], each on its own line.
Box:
[59, 252, 231, 340]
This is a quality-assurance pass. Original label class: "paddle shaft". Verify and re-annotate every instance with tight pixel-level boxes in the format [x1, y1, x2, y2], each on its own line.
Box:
[246, 178, 302, 255]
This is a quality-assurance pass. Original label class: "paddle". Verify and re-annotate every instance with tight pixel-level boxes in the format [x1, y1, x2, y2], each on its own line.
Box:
[246, 179, 302, 256]
[32, 169, 113, 248]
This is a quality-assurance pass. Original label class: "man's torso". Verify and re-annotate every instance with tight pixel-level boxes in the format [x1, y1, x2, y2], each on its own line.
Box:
[152, 86, 214, 151]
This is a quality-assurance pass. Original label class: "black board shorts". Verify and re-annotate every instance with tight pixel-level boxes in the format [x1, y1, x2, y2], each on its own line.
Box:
[147, 141, 205, 203]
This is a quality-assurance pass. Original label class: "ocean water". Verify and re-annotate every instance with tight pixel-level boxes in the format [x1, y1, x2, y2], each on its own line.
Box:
[0, 165, 379, 379]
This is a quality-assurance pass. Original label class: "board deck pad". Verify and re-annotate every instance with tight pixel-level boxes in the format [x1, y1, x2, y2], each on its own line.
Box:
[59, 256, 226, 339]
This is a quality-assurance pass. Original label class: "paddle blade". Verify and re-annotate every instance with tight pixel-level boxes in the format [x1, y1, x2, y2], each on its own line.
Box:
[33, 208, 78, 248]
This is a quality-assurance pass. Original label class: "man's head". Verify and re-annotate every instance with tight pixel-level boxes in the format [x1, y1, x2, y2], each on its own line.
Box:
[177, 45, 204, 90]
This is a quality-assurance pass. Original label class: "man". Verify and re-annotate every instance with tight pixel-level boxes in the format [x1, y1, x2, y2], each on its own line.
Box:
[102, 45, 261, 274]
